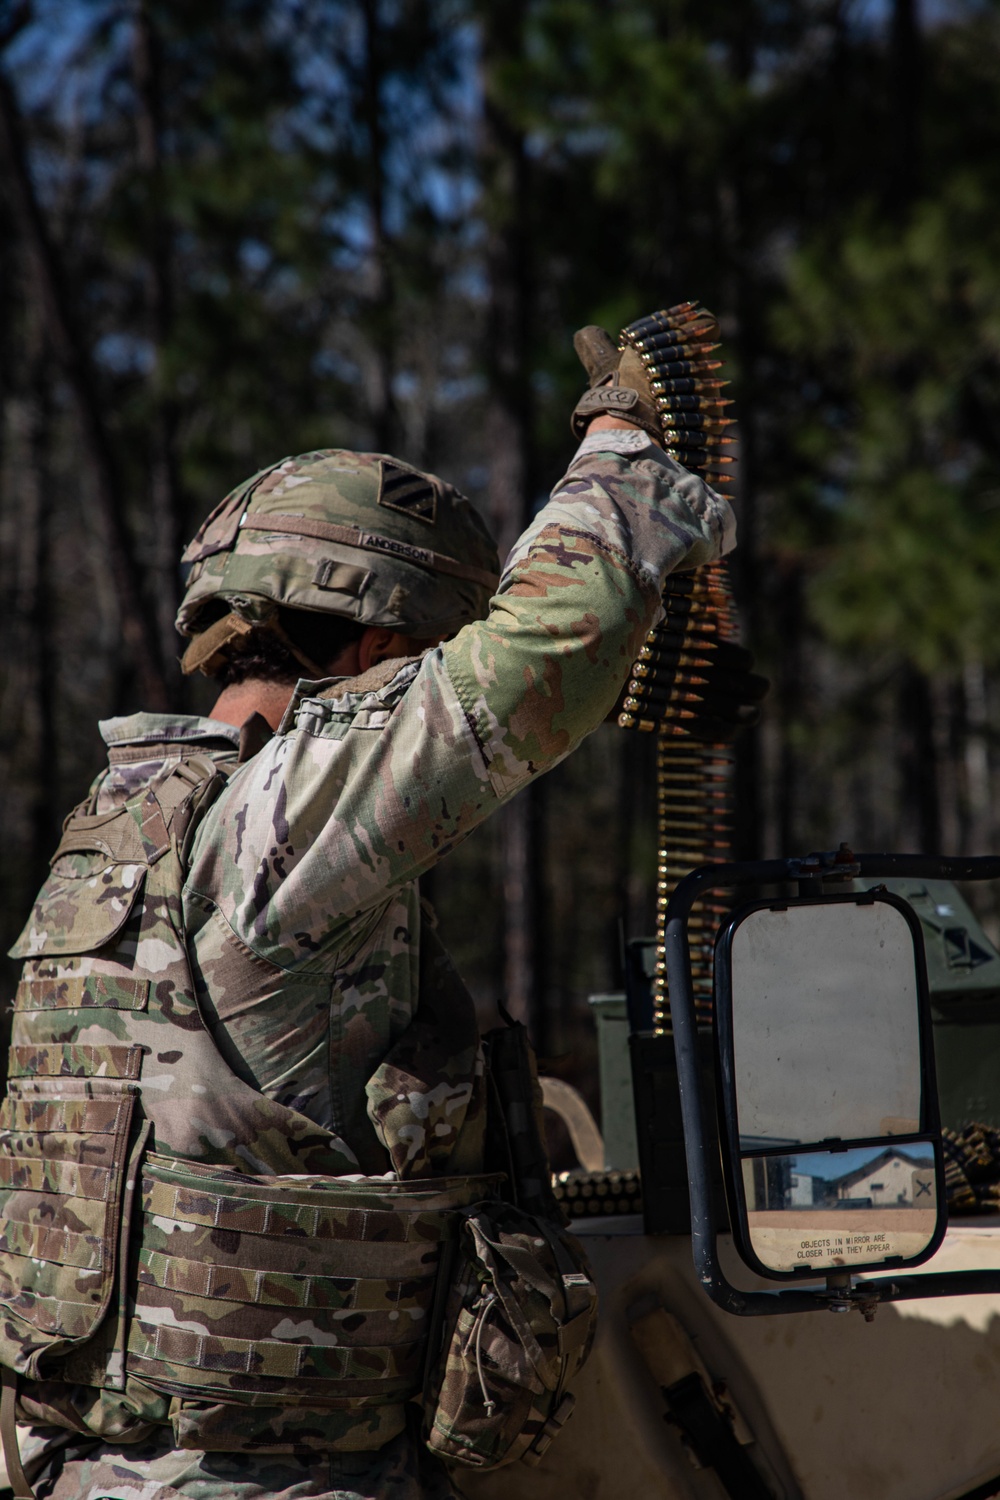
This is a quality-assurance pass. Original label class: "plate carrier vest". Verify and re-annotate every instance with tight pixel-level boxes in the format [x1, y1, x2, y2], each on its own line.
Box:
[0, 754, 492, 1480]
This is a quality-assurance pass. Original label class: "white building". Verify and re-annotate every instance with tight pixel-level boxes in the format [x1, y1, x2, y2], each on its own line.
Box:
[834, 1148, 928, 1206]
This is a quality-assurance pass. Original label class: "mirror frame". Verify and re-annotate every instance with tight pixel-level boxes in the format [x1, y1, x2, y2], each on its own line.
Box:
[714, 890, 946, 1283]
[662, 851, 1000, 1317]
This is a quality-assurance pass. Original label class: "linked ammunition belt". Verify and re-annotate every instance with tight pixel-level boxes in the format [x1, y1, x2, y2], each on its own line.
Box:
[942, 1122, 1000, 1214]
[616, 302, 738, 1034]
[617, 302, 734, 487]
[552, 1169, 643, 1219]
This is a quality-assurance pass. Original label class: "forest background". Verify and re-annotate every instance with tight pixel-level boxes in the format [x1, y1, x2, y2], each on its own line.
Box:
[2, 0, 999, 1101]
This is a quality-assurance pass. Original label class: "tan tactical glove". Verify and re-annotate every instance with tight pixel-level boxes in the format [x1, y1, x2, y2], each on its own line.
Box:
[570, 304, 721, 442]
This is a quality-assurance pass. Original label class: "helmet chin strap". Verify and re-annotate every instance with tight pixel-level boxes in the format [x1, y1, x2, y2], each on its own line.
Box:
[263, 612, 328, 679]
[180, 608, 326, 680]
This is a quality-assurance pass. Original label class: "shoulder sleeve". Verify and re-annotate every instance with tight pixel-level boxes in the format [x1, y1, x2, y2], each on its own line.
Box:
[444, 441, 735, 793]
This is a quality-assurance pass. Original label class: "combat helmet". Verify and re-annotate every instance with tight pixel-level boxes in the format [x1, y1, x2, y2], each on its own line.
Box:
[176, 449, 499, 676]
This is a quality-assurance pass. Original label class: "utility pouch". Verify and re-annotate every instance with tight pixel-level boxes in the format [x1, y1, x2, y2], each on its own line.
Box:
[1, 805, 153, 1378]
[0, 1074, 140, 1375]
[422, 1200, 597, 1469]
[423, 1008, 598, 1469]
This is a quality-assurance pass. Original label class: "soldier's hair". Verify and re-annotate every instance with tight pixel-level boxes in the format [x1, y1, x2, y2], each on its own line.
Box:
[213, 608, 367, 687]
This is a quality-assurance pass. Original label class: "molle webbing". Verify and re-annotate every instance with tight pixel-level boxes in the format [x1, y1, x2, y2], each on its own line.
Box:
[126, 1158, 485, 1411]
[0, 1075, 140, 1357]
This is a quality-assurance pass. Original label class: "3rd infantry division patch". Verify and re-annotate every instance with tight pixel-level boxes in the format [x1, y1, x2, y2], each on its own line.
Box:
[377, 461, 439, 525]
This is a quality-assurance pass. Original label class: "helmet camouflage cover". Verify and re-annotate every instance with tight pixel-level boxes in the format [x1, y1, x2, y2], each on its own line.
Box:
[176, 450, 500, 673]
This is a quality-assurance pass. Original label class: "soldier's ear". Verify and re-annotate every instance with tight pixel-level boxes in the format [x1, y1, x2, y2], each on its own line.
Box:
[357, 627, 406, 672]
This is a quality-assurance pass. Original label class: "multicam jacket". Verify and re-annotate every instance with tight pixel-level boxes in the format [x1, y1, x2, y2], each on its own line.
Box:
[180, 431, 732, 1175]
[4, 433, 734, 1494]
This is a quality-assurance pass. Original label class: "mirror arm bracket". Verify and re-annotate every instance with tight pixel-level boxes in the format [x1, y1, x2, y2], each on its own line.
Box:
[664, 851, 1000, 1318]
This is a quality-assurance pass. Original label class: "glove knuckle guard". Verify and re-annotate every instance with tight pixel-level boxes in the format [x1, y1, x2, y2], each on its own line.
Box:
[569, 326, 664, 441]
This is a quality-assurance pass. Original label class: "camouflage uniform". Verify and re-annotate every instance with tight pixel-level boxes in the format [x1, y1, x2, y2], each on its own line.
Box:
[12, 432, 734, 1500]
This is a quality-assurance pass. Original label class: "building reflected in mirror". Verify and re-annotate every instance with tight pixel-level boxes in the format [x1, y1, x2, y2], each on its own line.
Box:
[740, 1142, 938, 1274]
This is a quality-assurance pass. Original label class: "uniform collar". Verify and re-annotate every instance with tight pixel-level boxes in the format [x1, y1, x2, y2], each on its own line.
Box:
[98, 712, 242, 749]
[276, 656, 425, 735]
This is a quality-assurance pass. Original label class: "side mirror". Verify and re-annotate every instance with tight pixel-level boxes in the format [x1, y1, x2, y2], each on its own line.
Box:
[714, 892, 944, 1280]
[662, 851, 1000, 1317]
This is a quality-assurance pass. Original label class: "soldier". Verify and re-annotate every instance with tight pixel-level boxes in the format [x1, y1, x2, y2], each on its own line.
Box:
[0, 336, 736, 1500]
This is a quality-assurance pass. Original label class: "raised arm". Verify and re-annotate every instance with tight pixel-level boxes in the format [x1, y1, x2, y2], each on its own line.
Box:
[185, 431, 735, 968]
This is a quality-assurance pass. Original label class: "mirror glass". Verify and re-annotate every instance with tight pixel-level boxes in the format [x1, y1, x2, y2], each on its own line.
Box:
[730, 899, 923, 1150]
[740, 1141, 938, 1274]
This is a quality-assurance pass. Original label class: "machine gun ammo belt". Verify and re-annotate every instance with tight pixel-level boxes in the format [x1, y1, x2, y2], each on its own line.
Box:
[616, 302, 740, 1035]
[552, 1169, 643, 1219]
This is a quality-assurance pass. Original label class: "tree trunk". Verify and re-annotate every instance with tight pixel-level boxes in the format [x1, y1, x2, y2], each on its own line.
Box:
[722, 16, 764, 861]
[133, 0, 184, 700]
[480, 1, 545, 1041]
[962, 661, 991, 853]
[361, 0, 397, 454]
[888, 0, 922, 209]
[16, 338, 60, 885]
[0, 285, 59, 921]
[932, 676, 960, 856]
[0, 60, 169, 709]
[898, 664, 940, 852]
[774, 565, 805, 856]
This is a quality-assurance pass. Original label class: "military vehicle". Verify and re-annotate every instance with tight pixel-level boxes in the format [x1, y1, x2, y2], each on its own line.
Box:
[463, 855, 1000, 1500]
[461, 303, 1000, 1500]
